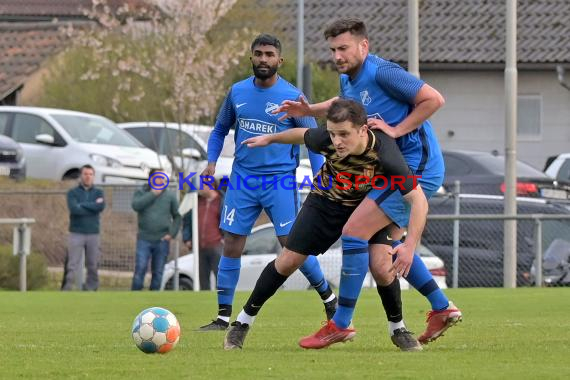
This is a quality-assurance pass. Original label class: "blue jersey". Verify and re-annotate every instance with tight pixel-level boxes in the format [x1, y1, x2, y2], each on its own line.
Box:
[208, 76, 324, 177]
[340, 54, 444, 177]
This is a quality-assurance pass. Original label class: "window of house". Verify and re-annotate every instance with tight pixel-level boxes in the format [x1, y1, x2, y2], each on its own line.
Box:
[517, 95, 542, 137]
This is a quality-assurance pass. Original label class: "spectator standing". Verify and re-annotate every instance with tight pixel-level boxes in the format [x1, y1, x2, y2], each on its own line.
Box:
[131, 169, 181, 290]
[62, 165, 105, 291]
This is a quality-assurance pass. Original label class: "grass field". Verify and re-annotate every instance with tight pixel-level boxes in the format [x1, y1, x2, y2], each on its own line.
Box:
[1, 288, 569, 379]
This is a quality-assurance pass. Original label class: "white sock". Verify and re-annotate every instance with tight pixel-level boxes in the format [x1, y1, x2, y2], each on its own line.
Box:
[236, 310, 255, 326]
[323, 294, 336, 303]
[389, 320, 405, 336]
[217, 315, 230, 323]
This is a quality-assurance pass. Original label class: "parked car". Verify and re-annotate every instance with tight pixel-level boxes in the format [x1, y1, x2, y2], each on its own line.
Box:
[0, 135, 26, 181]
[423, 193, 570, 287]
[442, 150, 570, 200]
[161, 223, 447, 291]
[119, 122, 234, 179]
[544, 153, 570, 183]
[530, 238, 570, 286]
[0, 107, 169, 183]
[120, 121, 316, 184]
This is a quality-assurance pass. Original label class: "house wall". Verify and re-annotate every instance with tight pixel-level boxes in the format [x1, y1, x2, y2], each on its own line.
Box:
[422, 70, 570, 170]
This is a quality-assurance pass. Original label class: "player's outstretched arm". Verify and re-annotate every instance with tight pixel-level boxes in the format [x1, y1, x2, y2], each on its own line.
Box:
[273, 96, 338, 121]
[242, 128, 308, 148]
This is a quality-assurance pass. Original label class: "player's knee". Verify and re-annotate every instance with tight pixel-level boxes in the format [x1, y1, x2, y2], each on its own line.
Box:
[275, 249, 305, 276]
[372, 268, 395, 286]
[222, 232, 246, 258]
[341, 220, 359, 236]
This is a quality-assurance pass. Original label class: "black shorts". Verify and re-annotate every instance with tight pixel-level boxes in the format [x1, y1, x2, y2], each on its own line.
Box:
[286, 193, 395, 255]
[286, 193, 356, 255]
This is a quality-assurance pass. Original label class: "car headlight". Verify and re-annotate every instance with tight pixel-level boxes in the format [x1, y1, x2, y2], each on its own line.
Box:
[15, 147, 24, 162]
[90, 154, 122, 168]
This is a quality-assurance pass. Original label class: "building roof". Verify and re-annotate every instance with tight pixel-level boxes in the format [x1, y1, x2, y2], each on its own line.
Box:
[274, 0, 570, 65]
[0, 22, 77, 99]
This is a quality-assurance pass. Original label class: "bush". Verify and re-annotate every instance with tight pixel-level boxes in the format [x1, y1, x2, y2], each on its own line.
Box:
[0, 245, 48, 290]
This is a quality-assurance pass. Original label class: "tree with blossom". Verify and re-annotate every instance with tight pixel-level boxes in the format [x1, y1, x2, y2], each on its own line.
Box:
[56, 0, 251, 124]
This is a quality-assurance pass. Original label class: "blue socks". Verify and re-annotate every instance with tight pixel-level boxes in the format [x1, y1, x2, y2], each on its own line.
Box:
[299, 255, 332, 299]
[333, 235, 369, 328]
[217, 256, 241, 308]
[392, 240, 449, 311]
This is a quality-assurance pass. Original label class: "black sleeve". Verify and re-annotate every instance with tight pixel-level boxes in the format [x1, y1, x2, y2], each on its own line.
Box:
[304, 126, 332, 154]
[375, 131, 416, 195]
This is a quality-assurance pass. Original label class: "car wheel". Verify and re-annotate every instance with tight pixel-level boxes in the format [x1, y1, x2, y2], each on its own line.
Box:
[62, 170, 80, 181]
[164, 275, 193, 290]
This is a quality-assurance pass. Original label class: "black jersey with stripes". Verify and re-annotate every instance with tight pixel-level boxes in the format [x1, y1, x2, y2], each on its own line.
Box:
[304, 127, 416, 206]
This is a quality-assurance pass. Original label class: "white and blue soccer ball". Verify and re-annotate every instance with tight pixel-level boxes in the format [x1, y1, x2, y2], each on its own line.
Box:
[132, 307, 181, 354]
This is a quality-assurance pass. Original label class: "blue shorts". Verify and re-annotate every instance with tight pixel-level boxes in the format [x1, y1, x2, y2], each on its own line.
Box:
[367, 174, 443, 228]
[220, 171, 300, 236]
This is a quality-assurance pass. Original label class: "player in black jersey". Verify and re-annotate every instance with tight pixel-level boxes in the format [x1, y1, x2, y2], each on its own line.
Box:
[222, 98, 428, 350]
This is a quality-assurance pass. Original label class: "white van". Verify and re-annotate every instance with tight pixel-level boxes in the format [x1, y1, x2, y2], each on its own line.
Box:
[0, 107, 170, 183]
[119, 122, 316, 184]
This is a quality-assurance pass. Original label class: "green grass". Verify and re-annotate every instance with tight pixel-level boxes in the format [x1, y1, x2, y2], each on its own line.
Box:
[1, 288, 569, 379]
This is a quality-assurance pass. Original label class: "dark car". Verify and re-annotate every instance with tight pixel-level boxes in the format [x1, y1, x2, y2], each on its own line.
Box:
[442, 150, 570, 200]
[0, 135, 26, 181]
[423, 193, 570, 287]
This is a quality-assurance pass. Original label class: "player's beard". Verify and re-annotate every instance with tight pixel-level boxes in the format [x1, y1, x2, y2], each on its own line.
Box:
[252, 63, 278, 80]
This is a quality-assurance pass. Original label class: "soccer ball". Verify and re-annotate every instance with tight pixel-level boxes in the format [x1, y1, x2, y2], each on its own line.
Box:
[131, 307, 181, 353]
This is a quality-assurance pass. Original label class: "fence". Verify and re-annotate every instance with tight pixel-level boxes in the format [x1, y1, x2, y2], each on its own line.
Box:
[1, 181, 570, 290]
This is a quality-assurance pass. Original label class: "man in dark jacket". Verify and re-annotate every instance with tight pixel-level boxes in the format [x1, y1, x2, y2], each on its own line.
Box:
[131, 169, 181, 290]
[62, 165, 105, 291]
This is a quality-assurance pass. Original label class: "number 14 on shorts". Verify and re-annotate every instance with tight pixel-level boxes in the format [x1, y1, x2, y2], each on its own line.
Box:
[224, 206, 236, 226]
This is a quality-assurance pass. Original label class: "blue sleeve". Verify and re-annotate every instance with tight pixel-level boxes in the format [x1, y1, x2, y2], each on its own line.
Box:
[292, 113, 325, 176]
[375, 61, 425, 104]
[207, 89, 235, 163]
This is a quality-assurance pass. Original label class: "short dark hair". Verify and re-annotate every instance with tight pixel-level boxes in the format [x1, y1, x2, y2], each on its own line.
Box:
[324, 18, 368, 39]
[326, 98, 367, 127]
[251, 34, 282, 54]
[149, 168, 162, 176]
[80, 164, 95, 173]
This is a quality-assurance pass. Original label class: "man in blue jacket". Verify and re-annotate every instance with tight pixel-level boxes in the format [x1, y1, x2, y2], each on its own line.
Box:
[62, 165, 105, 291]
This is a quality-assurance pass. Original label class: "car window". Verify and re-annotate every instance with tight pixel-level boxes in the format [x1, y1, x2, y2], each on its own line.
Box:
[0, 113, 9, 135]
[162, 129, 206, 159]
[556, 159, 570, 182]
[194, 129, 235, 158]
[244, 227, 280, 255]
[473, 154, 548, 178]
[51, 114, 141, 147]
[127, 127, 160, 151]
[11, 113, 59, 144]
[443, 155, 472, 176]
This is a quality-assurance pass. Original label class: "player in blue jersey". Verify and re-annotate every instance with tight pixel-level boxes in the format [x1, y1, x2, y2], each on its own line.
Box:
[197, 34, 337, 331]
[275, 18, 462, 346]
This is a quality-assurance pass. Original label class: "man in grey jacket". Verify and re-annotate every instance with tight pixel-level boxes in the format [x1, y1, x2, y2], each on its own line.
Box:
[62, 165, 105, 291]
[131, 169, 181, 290]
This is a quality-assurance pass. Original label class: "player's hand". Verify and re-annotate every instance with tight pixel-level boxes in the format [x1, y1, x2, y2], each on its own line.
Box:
[242, 135, 271, 148]
[162, 234, 172, 241]
[201, 162, 216, 177]
[389, 242, 414, 277]
[184, 240, 192, 250]
[368, 118, 398, 138]
[273, 96, 311, 121]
